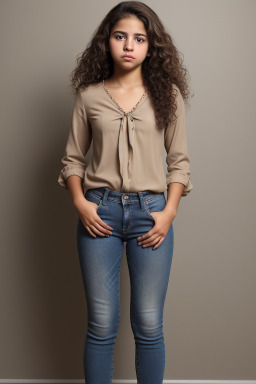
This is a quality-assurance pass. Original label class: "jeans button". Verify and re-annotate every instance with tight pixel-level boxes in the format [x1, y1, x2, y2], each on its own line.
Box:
[124, 195, 129, 199]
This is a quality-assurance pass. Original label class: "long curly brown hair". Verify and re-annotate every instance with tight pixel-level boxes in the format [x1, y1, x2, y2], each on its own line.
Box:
[70, 1, 193, 130]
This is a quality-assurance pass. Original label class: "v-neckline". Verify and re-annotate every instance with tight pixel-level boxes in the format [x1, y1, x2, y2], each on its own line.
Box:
[102, 79, 148, 115]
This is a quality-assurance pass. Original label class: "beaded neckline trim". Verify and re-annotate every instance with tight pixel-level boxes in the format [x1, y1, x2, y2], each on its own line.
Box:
[102, 79, 147, 116]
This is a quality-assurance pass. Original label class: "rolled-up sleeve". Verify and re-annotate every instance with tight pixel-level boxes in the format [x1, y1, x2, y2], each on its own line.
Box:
[57, 89, 92, 190]
[164, 86, 193, 197]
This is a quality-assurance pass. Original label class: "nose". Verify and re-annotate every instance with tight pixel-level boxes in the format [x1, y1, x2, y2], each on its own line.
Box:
[124, 37, 134, 50]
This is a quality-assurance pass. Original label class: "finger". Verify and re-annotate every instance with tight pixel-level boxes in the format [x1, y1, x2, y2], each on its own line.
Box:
[96, 214, 114, 231]
[153, 237, 165, 250]
[137, 228, 155, 243]
[89, 224, 108, 237]
[90, 202, 113, 230]
[86, 226, 97, 238]
[138, 231, 158, 245]
[142, 235, 162, 248]
[93, 220, 113, 235]
[81, 219, 97, 237]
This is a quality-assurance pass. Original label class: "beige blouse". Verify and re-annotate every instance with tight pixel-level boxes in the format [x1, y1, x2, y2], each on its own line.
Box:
[57, 80, 193, 197]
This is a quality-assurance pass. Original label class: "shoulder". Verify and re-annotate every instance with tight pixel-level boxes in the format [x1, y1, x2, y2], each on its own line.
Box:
[172, 83, 185, 111]
[77, 81, 102, 107]
[172, 83, 182, 99]
[79, 81, 102, 97]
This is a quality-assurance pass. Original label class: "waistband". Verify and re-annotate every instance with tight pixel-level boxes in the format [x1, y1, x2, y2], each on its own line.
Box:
[86, 187, 165, 208]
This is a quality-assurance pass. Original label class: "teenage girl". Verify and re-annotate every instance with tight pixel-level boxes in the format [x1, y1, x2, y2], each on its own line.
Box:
[58, 2, 193, 383]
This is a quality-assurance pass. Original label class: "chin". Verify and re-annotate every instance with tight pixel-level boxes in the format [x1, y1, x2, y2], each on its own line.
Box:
[116, 61, 136, 68]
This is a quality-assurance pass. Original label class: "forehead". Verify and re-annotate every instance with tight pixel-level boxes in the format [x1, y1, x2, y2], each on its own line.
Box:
[111, 16, 147, 34]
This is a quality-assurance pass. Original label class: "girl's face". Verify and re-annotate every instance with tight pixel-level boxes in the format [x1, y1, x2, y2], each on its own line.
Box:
[108, 16, 149, 71]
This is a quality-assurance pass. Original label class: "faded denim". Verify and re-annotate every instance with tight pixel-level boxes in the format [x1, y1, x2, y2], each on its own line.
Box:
[77, 187, 174, 384]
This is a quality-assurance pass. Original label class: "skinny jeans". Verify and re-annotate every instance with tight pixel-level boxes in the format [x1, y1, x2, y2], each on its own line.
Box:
[77, 187, 174, 384]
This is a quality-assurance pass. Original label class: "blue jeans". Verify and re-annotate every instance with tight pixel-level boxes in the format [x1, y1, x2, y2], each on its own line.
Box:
[77, 187, 174, 384]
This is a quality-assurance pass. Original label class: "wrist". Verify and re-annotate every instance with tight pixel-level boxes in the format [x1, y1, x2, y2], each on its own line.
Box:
[73, 195, 86, 210]
[163, 205, 177, 220]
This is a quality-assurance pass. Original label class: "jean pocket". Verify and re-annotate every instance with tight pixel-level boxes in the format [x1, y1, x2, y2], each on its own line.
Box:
[85, 190, 102, 214]
[144, 194, 166, 223]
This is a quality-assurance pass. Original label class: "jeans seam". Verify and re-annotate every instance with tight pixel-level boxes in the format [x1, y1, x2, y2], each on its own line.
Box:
[96, 199, 102, 213]
[144, 202, 156, 223]
[135, 347, 141, 384]
[87, 190, 102, 199]
[144, 194, 161, 203]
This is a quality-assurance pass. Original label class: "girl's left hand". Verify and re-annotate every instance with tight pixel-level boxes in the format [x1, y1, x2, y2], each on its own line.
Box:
[137, 209, 176, 250]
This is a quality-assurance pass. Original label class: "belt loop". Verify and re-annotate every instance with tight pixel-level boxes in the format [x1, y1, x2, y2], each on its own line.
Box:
[138, 192, 146, 210]
[102, 188, 109, 205]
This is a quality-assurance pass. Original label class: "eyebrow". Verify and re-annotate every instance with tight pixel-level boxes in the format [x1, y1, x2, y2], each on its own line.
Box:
[112, 30, 147, 37]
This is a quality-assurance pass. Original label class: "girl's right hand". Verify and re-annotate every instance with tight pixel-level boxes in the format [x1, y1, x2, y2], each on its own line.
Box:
[74, 197, 113, 238]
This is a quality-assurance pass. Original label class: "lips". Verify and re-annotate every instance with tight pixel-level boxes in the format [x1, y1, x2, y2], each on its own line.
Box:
[122, 55, 135, 59]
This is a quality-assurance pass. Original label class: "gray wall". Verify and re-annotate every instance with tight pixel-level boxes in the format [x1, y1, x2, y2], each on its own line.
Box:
[1, 0, 255, 382]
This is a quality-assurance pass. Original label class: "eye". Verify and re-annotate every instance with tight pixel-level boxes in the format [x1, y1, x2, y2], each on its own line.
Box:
[114, 35, 145, 43]
[115, 35, 125, 40]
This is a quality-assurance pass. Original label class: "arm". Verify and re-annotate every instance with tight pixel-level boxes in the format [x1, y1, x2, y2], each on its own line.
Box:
[66, 175, 86, 209]
[164, 182, 184, 219]
[163, 85, 193, 218]
[57, 88, 92, 204]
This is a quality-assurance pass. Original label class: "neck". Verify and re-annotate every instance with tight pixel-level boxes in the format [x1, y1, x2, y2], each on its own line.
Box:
[108, 67, 144, 89]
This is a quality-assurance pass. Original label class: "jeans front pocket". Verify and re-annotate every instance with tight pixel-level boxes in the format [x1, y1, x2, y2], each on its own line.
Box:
[85, 190, 103, 215]
[144, 194, 166, 224]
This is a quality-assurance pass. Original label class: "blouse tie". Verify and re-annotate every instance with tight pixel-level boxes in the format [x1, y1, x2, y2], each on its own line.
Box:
[118, 113, 135, 191]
